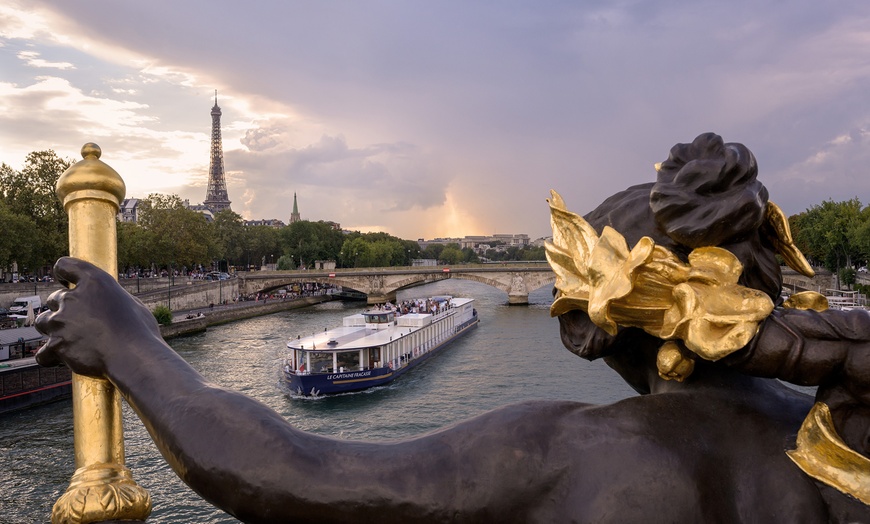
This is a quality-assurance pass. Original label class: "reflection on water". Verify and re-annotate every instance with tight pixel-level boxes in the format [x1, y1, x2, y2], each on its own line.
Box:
[0, 281, 637, 523]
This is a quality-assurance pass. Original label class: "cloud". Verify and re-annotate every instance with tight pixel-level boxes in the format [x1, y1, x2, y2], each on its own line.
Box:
[5, 0, 870, 240]
[16, 50, 74, 69]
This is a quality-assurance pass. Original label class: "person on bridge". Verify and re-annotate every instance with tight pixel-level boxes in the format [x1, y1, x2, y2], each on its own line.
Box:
[36, 133, 869, 522]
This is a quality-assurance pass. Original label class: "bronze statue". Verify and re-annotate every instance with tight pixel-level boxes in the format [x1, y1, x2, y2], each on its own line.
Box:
[37, 133, 869, 523]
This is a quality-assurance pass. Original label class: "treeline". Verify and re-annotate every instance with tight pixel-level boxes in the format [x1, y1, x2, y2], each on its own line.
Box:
[0, 151, 71, 276]
[7, 150, 869, 281]
[790, 198, 870, 286]
[1, 150, 543, 276]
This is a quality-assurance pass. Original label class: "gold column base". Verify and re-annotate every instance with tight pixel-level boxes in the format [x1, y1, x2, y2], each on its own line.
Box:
[51, 462, 151, 524]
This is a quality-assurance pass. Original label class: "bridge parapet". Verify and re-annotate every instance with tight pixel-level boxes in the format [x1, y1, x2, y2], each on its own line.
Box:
[237, 264, 556, 305]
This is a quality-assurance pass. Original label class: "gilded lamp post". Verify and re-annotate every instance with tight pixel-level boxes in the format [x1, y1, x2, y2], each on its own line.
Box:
[52, 144, 151, 523]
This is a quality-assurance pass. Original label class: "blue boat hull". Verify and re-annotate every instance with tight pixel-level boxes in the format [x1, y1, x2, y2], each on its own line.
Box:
[283, 315, 478, 396]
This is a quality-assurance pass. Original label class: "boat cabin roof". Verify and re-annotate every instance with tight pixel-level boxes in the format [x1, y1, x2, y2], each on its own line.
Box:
[289, 324, 410, 352]
[288, 297, 474, 353]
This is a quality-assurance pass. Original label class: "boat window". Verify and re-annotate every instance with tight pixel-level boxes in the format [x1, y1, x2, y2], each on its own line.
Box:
[365, 313, 394, 324]
[337, 351, 360, 371]
[309, 352, 333, 373]
[295, 350, 305, 369]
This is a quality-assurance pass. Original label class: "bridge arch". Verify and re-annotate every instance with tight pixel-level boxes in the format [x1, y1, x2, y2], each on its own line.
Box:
[239, 266, 556, 305]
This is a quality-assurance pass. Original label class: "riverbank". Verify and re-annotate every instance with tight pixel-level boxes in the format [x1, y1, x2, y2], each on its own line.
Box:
[159, 295, 336, 339]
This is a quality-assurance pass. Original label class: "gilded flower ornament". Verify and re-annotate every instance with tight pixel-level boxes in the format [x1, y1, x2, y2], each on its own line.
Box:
[546, 190, 775, 364]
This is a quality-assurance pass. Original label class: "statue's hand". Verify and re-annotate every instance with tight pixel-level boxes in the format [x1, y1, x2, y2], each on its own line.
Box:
[35, 257, 162, 377]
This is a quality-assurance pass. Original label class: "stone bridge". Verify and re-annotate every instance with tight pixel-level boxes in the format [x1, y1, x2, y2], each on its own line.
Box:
[237, 264, 557, 305]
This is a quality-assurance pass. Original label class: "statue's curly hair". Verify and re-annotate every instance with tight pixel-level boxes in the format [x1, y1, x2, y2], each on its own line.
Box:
[650, 132, 768, 248]
[559, 133, 782, 368]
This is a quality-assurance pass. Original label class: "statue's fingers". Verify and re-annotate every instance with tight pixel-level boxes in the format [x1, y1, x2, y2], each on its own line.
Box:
[45, 288, 66, 312]
[35, 338, 62, 367]
[52, 256, 106, 289]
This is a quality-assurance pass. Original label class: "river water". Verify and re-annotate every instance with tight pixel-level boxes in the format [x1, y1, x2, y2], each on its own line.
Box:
[0, 280, 637, 523]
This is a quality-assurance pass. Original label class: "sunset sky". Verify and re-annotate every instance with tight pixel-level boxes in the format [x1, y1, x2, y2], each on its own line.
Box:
[3, 1, 870, 241]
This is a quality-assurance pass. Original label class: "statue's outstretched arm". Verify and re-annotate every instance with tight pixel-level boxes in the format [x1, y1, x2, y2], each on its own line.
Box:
[35, 257, 559, 523]
[726, 308, 870, 397]
[725, 307, 870, 458]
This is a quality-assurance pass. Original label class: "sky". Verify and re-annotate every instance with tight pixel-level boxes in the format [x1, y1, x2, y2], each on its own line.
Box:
[2, 1, 870, 241]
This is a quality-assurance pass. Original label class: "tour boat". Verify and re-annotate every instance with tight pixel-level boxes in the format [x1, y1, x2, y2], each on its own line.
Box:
[283, 296, 478, 396]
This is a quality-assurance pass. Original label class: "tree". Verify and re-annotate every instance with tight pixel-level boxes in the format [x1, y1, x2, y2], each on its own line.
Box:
[339, 236, 371, 268]
[0, 151, 72, 273]
[279, 220, 344, 269]
[212, 210, 246, 267]
[439, 245, 463, 264]
[117, 221, 151, 273]
[792, 199, 866, 276]
[0, 199, 37, 269]
[137, 194, 213, 270]
[421, 243, 445, 261]
[402, 240, 421, 265]
[244, 225, 281, 269]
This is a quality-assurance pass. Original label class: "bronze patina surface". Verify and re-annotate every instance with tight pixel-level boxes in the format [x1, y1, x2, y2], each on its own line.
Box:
[36, 134, 869, 523]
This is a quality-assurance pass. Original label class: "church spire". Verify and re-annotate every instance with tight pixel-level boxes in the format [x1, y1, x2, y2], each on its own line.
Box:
[290, 192, 301, 223]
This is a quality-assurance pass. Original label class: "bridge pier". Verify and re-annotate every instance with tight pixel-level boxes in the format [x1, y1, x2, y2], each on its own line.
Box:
[508, 294, 529, 305]
[368, 292, 397, 305]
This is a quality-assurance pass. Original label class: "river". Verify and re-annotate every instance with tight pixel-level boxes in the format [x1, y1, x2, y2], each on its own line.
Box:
[0, 280, 638, 523]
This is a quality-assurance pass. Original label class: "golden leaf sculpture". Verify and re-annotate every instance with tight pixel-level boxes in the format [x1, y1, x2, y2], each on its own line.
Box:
[546, 190, 774, 361]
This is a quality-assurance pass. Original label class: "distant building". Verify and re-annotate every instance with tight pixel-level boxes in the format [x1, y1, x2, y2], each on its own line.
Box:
[118, 198, 140, 223]
[419, 234, 530, 254]
[185, 201, 215, 223]
[245, 219, 286, 228]
[312, 260, 337, 270]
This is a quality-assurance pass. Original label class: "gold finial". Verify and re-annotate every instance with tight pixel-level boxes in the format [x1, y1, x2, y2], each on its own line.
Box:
[56, 143, 126, 210]
[81, 142, 101, 159]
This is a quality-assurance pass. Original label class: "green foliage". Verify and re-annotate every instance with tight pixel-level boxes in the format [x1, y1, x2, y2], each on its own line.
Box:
[0, 200, 37, 268]
[840, 267, 856, 288]
[281, 220, 346, 268]
[420, 243, 445, 260]
[212, 210, 246, 263]
[118, 194, 214, 272]
[792, 198, 864, 272]
[439, 245, 464, 264]
[152, 305, 172, 325]
[245, 225, 281, 269]
[338, 232, 419, 267]
[0, 151, 72, 273]
[482, 245, 546, 262]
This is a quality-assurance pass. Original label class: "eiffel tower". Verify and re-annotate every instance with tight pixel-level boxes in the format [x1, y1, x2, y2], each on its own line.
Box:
[203, 90, 232, 213]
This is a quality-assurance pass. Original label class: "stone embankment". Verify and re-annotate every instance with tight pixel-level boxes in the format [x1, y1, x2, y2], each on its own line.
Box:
[159, 295, 334, 339]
